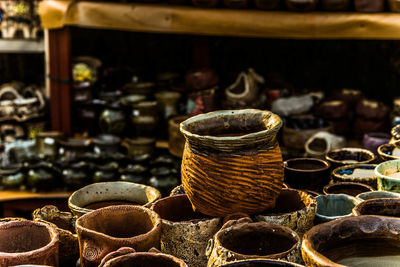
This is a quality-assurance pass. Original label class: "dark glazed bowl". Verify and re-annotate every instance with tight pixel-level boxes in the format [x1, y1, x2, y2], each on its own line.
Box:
[284, 158, 330, 192]
[353, 198, 400, 217]
[391, 124, 400, 143]
[325, 148, 376, 168]
[285, 0, 318, 11]
[221, 259, 305, 266]
[323, 182, 374, 197]
[331, 164, 377, 189]
[302, 215, 400, 267]
[377, 142, 400, 161]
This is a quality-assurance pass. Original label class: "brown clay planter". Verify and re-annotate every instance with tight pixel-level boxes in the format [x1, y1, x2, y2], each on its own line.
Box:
[353, 198, 400, 217]
[76, 205, 161, 267]
[255, 188, 316, 237]
[168, 115, 190, 158]
[206, 219, 301, 266]
[151, 194, 220, 267]
[323, 182, 374, 197]
[180, 109, 284, 217]
[302, 215, 400, 266]
[0, 220, 59, 266]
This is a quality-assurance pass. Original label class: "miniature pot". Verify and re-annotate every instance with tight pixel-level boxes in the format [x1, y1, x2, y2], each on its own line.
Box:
[323, 182, 374, 197]
[68, 181, 161, 217]
[315, 194, 361, 223]
[0, 166, 25, 190]
[206, 219, 301, 266]
[124, 137, 155, 157]
[362, 132, 391, 155]
[391, 124, 400, 143]
[151, 194, 221, 266]
[62, 161, 93, 191]
[355, 0, 385, 12]
[304, 131, 345, 159]
[169, 116, 190, 158]
[185, 68, 219, 91]
[325, 147, 376, 168]
[302, 215, 400, 266]
[180, 109, 284, 216]
[375, 159, 400, 192]
[221, 259, 305, 266]
[99, 247, 187, 267]
[58, 138, 92, 162]
[154, 91, 181, 121]
[254, 0, 281, 9]
[285, 0, 318, 11]
[120, 164, 149, 184]
[33, 205, 78, 266]
[0, 220, 59, 266]
[284, 158, 331, 192]
[255, 188, 316, 237]
[377, 142, 400, 161]
[356, 99, 389, 119]
[353, 197, 400, 218]
[331, 164, 378, 189]
[356, 190, 400, 201]
[131, 101, 159, 137]
[99, 104, 126, 135]
[93, 134, 121, 155]
[35, 131, 64, 160]
[27, 162, 60, 192]
[76, 205, 161, 267]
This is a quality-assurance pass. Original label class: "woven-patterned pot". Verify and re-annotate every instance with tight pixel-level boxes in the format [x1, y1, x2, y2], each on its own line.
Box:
[180, 109, 284, 217]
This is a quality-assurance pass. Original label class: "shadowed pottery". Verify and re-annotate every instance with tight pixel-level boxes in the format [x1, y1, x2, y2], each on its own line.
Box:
[206, 218, 301, 266]
[375, 160, 400, 192]
[390, 124, 400, 143]
[356, 191, 400, 201]
[377, 141, 400, 161]
[151, 194, 221, 267]
[323, 182, 374, 197]
[255, 188, 316, 237]
[302, 215, 400, 267]
[325, 148, 376, 168]
[68, 181, 161, 217]
[315, 194, 361, 223]
[180, 109, 284, 217]
[75, 205, 161, 267]
[220, 259, 305, 266]
[353, 198, 400, 217]
[331, 164, 377, 189]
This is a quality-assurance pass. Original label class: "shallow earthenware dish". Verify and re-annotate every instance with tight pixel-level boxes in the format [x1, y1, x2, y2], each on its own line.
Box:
[323, 182, 374, 197]
[377, 141, 400, 161]
[356, 190, 400, 201]
[331, 164, 377, 189]
[315, 194, 361, 223]
[353, 198, 400, 217]
[325, 147, 376, 168]
[375, 159, 400, 192]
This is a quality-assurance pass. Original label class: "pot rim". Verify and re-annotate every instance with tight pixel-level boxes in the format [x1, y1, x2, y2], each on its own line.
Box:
[220, 258, 304, 267]
[323, 182, 374, 195]
[284, 158, 330, 173]
[377, 142, 400, 161]
[325, 147, 376, 165]
[375, 159, 400, 180]
[315, 194, 361, 220]
[104, 250, 187, 267]
[331, 164, 377, 181]
[180, 109, 282, 150]
[391, 124, 400, 139]
[356, 191, 400, 201]
[68, 181, 161, 216]
[215, 222, 300, 259]
[352, 197, 400, 216]
[76, 205, 161, 242]
[0, 220, 59, 257]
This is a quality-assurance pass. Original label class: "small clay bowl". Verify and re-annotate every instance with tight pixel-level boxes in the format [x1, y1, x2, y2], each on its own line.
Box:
[377, 142, 400, 161]
[323, 182, 374, 197]
[315, 194, 361, 223]
[353, 198, 400, 218]
[68, 181, 161, 217]
[325, 148, 376, 168]
[302, 215, 400, 267]
[331, 164, 377, 189]
[391, 124, 400, 143]
[220, 259, 305, 266]
[255, 188, 316, 237]
[284, 158, 331, 192]
[356, 191, 400, 201]
[375, 159, 400, 192]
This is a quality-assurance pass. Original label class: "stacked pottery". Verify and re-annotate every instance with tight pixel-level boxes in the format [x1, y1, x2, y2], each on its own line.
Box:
[390, 124, 400, 143]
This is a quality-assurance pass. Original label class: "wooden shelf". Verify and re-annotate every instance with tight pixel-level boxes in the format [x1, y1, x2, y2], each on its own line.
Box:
[0, 39, 44, 53]
[40, 0, 400, 39]
[0, 191, 70, 202]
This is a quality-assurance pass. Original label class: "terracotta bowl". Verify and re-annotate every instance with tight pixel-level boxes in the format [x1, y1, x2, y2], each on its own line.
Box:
[377, 142, 400, 161]
[220, 259, 305, 266]
[375, 159, 400, 192]
[353, 198, 400, 217]
[284, 158, 331, 192]
[325, 147, 376, 168]
[68, 181, 161, 217]
[323, 182, 374, 197]
[356, 191, 400, 201]
[315, 194, 361, 223]
[255, 188, 316, 237]
[331, 164, 377, 189]
[302, 215, 400, 266]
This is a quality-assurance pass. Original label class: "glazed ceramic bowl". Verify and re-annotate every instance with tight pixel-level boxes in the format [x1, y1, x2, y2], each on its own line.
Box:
[353, 198, 400, 217]
[390, 124, 400, 143]
[302, 215, 400, 267]
[325, 148, 376, 168]
[356, 191, 400, 201]
[284, 158, 331, 192]
[362, 132, 391, 155]
[331, 164, 377, 189]
[315, 194, 361, 223]
[377, 141, 400, 161]
[323, 182, 374, 197]
[375, 160, 400, 192]
[220, 259, 305, 266]
[68, 181, 161, 217]
[255, 188, 316, 237]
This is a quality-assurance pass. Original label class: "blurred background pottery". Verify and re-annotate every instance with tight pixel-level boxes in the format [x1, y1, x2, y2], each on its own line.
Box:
[315, 194, 361, 223]
[284, 158, 330, 193]
[223, 0, 249, 8]
[99, 103, 126, 135]
[354, 0, 385, 12]
[93, 134, 121, 155]
[168, 115, 190, 158]
[375, 160, 400, 192]
[304, 131, 345, 158]
[35, 131, 64, 160]
[321, 0, 350, 11]
[325, 147, 376, 168]
[62, 161, 92, 191]
[377, 142, 400, 161]
[254, 0, 281, 9]
[331, 164, 378, 189]
[356, 190, 400, 201]
[68, 181, 161, 217]
[0, 166, 25, 190]
[124, 137, 155, 158]
[131, 101, 159, 137]
[285, 0, 318, 12]
[323, 182, 374, 197]
[362, 132, 391, 155]
[59, 138, 92, 162]
[390, 124, 400, 143]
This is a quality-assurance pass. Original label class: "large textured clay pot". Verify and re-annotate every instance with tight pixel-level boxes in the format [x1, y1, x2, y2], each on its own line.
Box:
[75, 205, 161, 267]
[353, 198, 400, 217]
[151, 194, 221, 266]
[0, 220, 59, 266]
[180, 109, 284, 217]
[99, 247, 187, 267]
[221, 259, 305, 266]
[206, 218, 301, 266]
[302, 215, 400, 266]
[255, 189, 316, 237]
[68, 181, 161, 217]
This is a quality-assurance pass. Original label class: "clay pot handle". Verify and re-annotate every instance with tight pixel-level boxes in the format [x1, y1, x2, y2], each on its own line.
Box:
[221, 212, 252, 230]
[98, 247, 136, 267]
